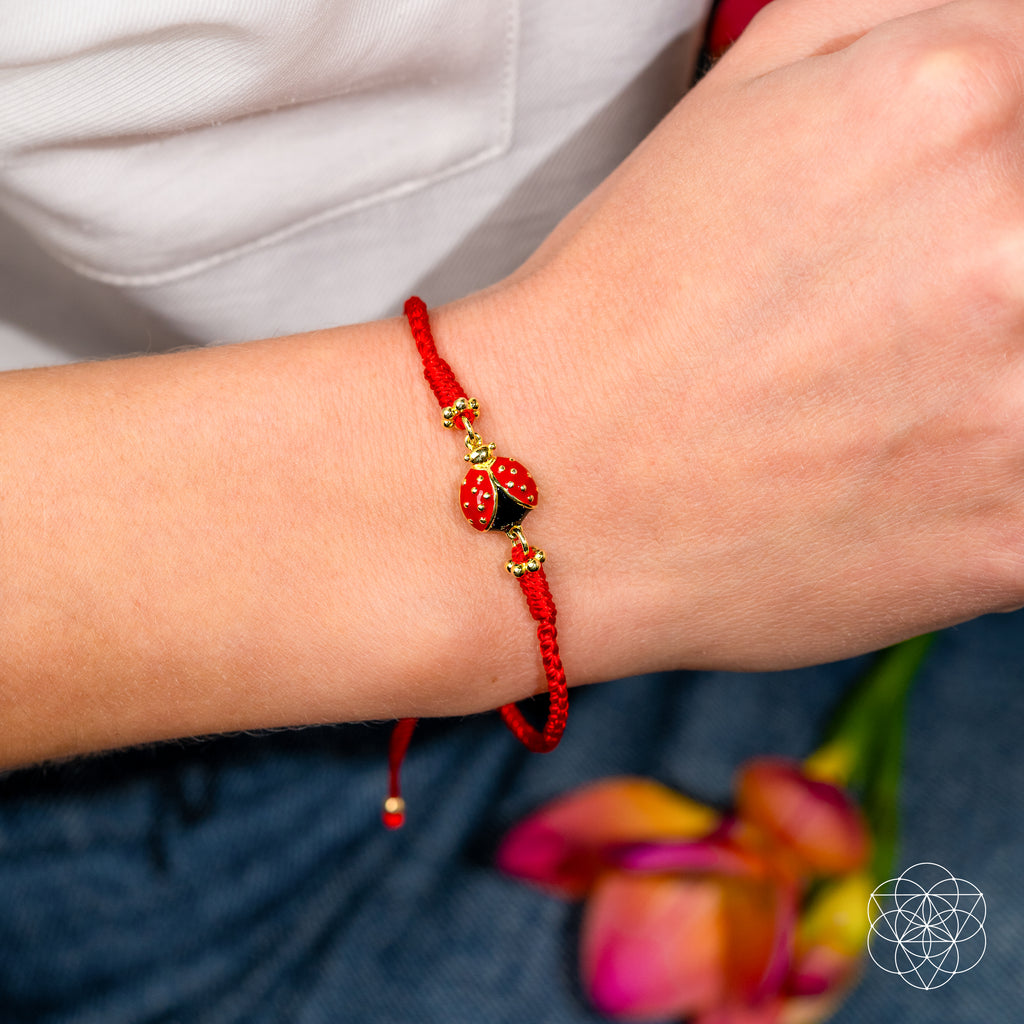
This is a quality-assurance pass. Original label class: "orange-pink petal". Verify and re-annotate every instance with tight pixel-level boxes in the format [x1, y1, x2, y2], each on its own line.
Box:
[778, 996, 845, 1024]
[611, 835, 763, 877]
[696, 1002, 785, 1024]
[497, 777, 718, 898]
[788, 944, 858, 997]
[582, 873, 726, 1021]
[718, 875, 797, 1003]
[735, 758, 869, 875]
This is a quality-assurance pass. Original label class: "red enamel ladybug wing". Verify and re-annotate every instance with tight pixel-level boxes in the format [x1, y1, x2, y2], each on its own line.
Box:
[460, 469, 497, 531]
[491, 458, 537, 508]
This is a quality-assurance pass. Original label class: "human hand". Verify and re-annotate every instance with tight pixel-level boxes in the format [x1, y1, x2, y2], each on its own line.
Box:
[451, 0, 1024, 678]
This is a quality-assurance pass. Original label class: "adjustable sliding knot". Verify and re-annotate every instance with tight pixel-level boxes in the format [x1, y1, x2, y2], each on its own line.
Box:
[385, 296, 570, 826]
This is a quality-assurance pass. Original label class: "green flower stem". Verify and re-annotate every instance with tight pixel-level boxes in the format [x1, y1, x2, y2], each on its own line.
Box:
[806, 633, 936, 879]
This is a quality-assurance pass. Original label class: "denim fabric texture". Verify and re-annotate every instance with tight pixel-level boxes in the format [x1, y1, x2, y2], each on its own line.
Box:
[1, 611, 1021, 1023]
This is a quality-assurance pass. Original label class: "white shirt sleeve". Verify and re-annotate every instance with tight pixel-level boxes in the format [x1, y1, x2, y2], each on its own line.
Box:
[0, 0, 710, 367]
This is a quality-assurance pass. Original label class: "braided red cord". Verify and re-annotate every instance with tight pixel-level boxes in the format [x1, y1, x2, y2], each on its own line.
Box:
[500, 547, 569, 752]
[404, 296, 476, 429]
[383, 297, 568, 825]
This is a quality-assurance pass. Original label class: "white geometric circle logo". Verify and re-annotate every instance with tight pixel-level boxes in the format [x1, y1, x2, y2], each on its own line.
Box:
[867, 862, 986, 990]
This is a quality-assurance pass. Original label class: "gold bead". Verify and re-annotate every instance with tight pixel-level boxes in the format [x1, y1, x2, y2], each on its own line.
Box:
[526, 559, 539, 572]
[505, 560, 515, 574]
[454, 397, 467, 411]
[536, 550, 546, 563]
[512, 563, 526, 578]
[383, 796, 405, 815]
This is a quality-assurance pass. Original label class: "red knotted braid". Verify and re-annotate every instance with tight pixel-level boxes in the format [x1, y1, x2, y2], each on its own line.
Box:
[404, 293, 469, 421]
[383, 297, 569, 828]
[501, 543, 568, 753]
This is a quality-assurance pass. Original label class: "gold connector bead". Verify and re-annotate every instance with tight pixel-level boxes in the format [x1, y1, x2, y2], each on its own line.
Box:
[444, 396, 479, 429]
[383, 796, 405, 815]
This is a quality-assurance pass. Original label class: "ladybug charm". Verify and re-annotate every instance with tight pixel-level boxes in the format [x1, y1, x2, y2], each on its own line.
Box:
[459, 444, 538, 533]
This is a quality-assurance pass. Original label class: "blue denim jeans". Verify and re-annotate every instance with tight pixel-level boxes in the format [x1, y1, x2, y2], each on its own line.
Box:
[1, 611, 1021, 1023]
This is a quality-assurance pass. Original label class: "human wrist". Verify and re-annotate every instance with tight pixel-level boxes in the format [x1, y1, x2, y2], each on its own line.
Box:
[0, 321, 543, 766]
[435, 275, 690, 690]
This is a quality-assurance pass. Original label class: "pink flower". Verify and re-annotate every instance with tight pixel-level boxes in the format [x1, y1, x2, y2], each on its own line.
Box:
[735, 759, 869, 876]
[498, 760, 871, 1024]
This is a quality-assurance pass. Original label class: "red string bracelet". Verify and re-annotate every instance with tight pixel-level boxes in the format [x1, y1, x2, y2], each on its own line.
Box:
[382, 297, 569, 829]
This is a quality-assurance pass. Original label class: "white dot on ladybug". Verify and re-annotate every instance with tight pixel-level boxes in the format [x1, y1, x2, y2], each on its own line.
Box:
[463, 502, 469, 508]
[471, 487, 477, 493]
[482, 492, 490, 499]
[476, 475, 484, 483]
[477, 505, 485, 511]
[511, 468, 517, 475]
[498, 465, 505, 472]
[528, 495, 534, 502]
[479, 517, 487, 524]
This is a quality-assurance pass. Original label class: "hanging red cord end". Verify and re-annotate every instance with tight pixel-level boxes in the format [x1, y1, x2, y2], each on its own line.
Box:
[383, 717, 418, 829]
[382, 798, 405, 830]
